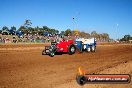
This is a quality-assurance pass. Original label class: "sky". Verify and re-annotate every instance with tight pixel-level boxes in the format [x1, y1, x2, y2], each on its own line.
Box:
[0, 0, 132, 39]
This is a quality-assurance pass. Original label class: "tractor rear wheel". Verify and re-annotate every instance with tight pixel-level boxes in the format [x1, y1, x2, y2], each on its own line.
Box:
[68, 44, 76, 55]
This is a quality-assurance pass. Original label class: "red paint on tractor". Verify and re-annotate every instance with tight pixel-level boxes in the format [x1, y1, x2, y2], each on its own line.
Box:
[56, 39, 74, 52]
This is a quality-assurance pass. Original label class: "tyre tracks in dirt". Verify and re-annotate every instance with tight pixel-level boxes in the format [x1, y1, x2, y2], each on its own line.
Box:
[0, 44, 132, 88]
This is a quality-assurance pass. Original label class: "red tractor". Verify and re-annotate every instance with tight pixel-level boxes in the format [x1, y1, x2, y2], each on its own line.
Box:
[42, 39, 76, 57]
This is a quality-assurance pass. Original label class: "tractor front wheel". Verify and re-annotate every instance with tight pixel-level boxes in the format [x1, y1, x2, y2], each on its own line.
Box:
[49, 52, 55, 57]
[68, 44, 76, 55]
[42, 50, 45, 55]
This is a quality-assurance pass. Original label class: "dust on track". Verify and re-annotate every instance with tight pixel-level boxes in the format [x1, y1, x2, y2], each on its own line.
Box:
[0, 44, 132, 88]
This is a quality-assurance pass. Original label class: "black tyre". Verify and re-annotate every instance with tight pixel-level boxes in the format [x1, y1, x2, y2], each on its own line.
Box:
[42, 50, 45, 55]
[91, 46, 96, 52]
[49, 52, 55, 57]
[68, 44, 76, 55]
[76, 75, 87, 85]
[87, 47, 91, 52]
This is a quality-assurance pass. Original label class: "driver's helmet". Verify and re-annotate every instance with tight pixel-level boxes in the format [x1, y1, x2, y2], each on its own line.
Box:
[62, 38, 65, 41]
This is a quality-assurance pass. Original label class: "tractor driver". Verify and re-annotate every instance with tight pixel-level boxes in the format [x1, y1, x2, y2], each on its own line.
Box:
[60, 36, 66, 42]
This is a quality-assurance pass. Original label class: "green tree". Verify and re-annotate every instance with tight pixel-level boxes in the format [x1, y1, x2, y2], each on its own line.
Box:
[91, 31, 98, 38]
[2, 26, 9, 31]
[28, 27, 34, 34]
[24, 19, 32, 28]
[55, 29, 59, 34]
[79, 31, 90, 38]
[120, 35, 132, 41]
[102, 33, 109, 41]
[64, 29, 72, 36]
[124, 35, 131, 41]
[60, 31, 65, 36]
[11, 26, 16, 31]
[18, 19, 32, 34]
[2, 26, 9, 35]
[18, 26, 25, 33]
[42, 26, 48, 32]
[0, 30, 2, 34]
[86, 33, 90, 38]
[97, 34, 101, 40]
[9, 26, 17, 35]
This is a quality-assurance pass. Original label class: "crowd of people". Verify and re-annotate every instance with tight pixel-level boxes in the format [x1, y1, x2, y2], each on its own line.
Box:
[0, 33, 77, 44]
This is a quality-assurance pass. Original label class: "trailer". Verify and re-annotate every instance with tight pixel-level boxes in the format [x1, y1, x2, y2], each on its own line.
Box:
[75, 38, 96, 52]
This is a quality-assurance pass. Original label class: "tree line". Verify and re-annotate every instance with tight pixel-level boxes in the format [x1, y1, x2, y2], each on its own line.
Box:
[0, 19, 110, 41]
[0, 20, 59, 36]
[120, 35, 132, 42]
[62, 29, 110, 41]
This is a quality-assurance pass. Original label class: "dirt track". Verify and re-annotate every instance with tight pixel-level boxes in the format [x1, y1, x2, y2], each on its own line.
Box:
[0, 44, 132, 88]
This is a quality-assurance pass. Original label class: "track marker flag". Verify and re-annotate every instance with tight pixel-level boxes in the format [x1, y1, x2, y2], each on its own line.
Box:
[76, 67, 131, 85]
